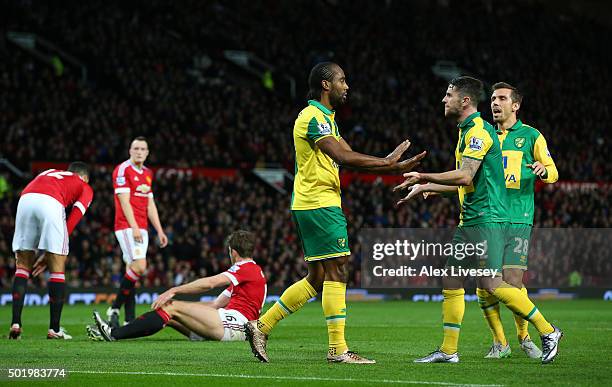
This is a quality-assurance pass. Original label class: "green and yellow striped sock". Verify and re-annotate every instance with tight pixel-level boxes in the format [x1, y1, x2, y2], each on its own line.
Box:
[441, 289, 465, 355]
[258, 278, 317, 335]
[514, 287, 530, 341]
[322, 281, 348, 356]
[493, 283, 554, 336]
[477, 288, 507, 346]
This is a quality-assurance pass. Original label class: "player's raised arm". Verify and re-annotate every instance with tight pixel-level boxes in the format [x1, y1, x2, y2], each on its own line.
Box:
[318, 137, 426, 174]
[147, 196, 168, 248]
[152, 273, 232, 309]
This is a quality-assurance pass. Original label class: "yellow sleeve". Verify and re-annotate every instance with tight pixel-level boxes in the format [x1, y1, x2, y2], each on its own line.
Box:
[533, 134, 558, 183]
[462, 126, 493, 160]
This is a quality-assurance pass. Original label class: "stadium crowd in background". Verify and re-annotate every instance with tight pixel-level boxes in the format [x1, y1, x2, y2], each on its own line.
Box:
[0, 0, 611, 290]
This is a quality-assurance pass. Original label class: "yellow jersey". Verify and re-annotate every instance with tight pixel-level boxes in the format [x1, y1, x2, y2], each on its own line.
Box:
[291, 100, 342, 210]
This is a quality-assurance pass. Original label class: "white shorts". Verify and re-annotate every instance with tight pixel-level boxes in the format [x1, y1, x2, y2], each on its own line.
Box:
[114, 228, 149, 264]
[12, 193, 68, 255]
[217, 308, 248, 341]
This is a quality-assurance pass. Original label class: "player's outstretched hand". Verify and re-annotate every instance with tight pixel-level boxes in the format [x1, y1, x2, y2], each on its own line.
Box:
[396, 183, 429, 207]
[393, 172, 423, 192]
[396, 151, 427, 173]
[527, 162, 547, 177]
[32, 255, 48, 277]
[158, 232, 169, 248]
[152, 288, 176, 309]
[385, 140, 412, 164]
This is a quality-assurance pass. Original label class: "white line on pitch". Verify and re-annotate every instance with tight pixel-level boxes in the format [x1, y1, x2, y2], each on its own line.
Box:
[69, 370, 504, 386]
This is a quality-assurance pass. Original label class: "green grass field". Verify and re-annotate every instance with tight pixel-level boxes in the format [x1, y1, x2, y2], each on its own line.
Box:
[1, 300, 611, 386]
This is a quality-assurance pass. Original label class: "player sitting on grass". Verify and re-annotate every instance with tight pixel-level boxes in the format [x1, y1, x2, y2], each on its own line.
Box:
[88, 230, 266, 342]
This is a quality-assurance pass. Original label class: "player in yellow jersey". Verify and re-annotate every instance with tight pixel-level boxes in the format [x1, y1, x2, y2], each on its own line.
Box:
[477, 82, 559, 359]
[245, 62, 426, 364]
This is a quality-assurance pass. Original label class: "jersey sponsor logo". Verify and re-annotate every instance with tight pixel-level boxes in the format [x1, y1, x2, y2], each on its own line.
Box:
[514, 137, 526, 148]
[469, 137, 483, 151]
[116, 176, 126, 186]
[136, 184, 151, 193]
[505, 174, 518, 183]
[502, 150, 522, 190]
[317, 122, 332, 135]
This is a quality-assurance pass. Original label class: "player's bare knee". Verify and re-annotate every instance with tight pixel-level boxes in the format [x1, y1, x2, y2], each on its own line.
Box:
[305, 274, 324, 292]
[130, 259, 147, 275]
[323, 256, 349, 283]
[15, 251, 36, 270]
[477, 276, 501, 293]
[442, 273, 464, 289]
[46, 253, 67, 272]
[306, 262, 324, 291]
[503, 269, 524, 288]
[158, 300, 180, 318]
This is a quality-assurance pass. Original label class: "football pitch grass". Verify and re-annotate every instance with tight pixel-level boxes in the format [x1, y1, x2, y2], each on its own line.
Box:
[1, 300, 611, 386]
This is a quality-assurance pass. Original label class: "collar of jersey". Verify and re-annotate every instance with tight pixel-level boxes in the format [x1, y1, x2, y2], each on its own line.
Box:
[308, 99, 334, 116]
[128, 160, 144, 174]
[457, 111, 481, 129]
[496, 119, 523, 134]
[235, 259, 255, 266]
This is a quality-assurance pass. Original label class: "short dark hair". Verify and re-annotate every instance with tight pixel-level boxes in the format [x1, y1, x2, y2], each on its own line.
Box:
[449, 76, 484, 107]
[67, 161, 90, 177]
[307, 62, 338, 101]
[131, 136, 147, 145]
[227, 230, 256, 258]
[492, 82, 523, 104]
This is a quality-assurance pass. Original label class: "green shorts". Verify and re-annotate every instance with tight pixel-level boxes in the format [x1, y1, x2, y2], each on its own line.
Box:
[503, 224, 532, 270]
[292, 207, 351, 261]
[446, 222, 509, 271]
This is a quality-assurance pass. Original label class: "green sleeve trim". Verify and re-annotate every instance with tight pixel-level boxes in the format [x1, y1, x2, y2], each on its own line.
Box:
[306, 117, 333, 141]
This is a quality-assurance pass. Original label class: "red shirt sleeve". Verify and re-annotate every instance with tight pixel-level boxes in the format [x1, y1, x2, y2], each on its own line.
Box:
[221, 264, 252, 286]
[113, 166, 131, 195]
[66, 183, 94, 234]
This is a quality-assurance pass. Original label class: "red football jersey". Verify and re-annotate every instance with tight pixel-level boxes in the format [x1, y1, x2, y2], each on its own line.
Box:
[221, 260, 267, 321]
[112, 160, 153, 231]
[21, 169, 94, 234]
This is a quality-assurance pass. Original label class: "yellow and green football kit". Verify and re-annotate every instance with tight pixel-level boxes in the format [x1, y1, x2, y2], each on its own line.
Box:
[259, 99, 351, 358]
[498, 119, 558, 269]
[291, 99, 350, 261]
[441, 113, 554, 355]
[478, 120, 559, 345]
[446, 112, 509, 271]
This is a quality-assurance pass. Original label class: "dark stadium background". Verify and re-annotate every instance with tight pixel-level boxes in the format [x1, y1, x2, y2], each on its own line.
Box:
[1, 0, 610, 299]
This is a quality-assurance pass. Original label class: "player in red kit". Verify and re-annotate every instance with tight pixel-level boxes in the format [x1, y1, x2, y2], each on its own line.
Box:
[10, 161, 93, 339]
[88, 231, 267, 343]
[107, 136, 168, 328]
